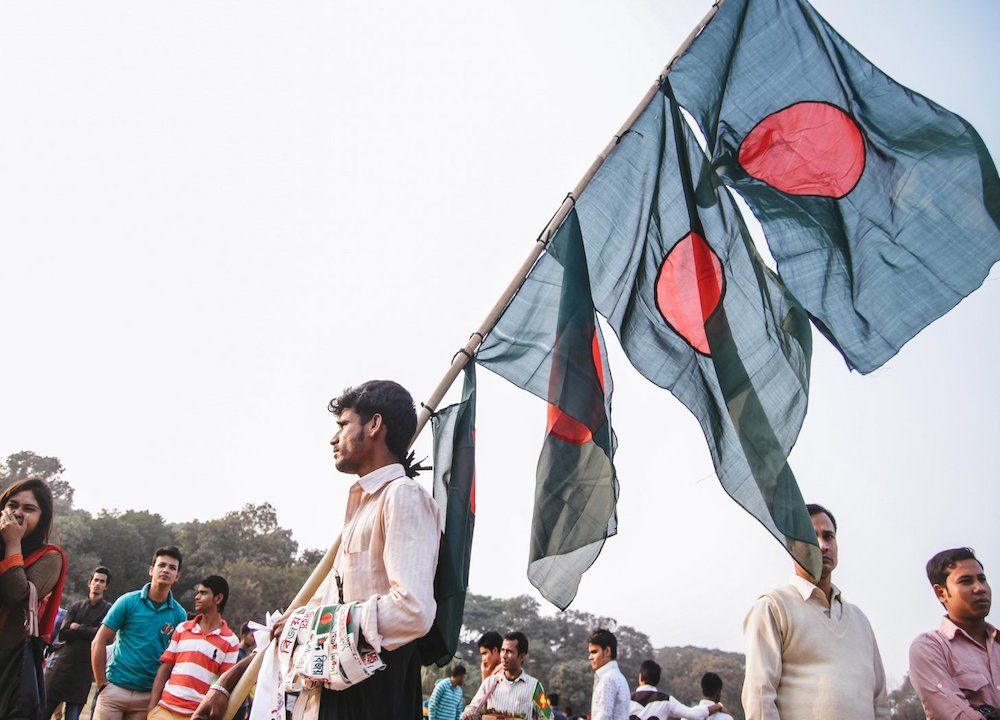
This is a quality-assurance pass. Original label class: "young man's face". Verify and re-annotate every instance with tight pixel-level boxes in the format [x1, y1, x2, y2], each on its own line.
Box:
[936, 558, 991, 622]
[500, 639, 525, 676]
[588, 643, 612, 671]
[811, 512, 838, 579]
[479, 646, 500, 675]
[88, 572, 108, 599]
[149, 554, 180, 588]
[193, 583, 221, 614]
[331, 408, 375, 474]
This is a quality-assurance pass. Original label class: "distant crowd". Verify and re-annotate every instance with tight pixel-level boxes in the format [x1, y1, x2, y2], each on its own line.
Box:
[1, 436, 996, 720]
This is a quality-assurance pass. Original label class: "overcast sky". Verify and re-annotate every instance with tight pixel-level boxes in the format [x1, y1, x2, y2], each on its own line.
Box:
[2, 0, 997, 687]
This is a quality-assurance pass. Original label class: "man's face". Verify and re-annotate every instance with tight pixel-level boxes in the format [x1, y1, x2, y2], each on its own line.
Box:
[194, 583, 220, 613]
[480, 646, 500, 675]
[88, 572, 108, 599]
[241, 631, 256, 650]
[936, 558, 991, 622]
[588, 643, 612, 671]
[811, 512, 838, 579]
[149, 555, 180, 588]
[500, 639, 525, 676]
[331, 408, 373, 474]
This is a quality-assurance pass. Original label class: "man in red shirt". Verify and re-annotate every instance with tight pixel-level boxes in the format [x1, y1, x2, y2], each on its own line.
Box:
[148, 576, 240, 720]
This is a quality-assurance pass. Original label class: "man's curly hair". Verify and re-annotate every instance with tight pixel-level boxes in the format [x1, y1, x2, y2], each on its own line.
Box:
[328, 380, 417, 468]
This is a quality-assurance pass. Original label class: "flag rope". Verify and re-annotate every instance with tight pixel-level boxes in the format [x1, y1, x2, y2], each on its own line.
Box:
[221, 1, 727, 716]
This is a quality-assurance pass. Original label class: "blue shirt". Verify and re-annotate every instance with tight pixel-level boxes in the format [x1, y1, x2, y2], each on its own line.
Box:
[102, 584, 187, 691]
[428, 677, 463, 720]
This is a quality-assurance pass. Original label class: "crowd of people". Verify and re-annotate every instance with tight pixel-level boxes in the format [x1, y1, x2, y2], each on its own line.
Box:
[1, 379, 996, 720]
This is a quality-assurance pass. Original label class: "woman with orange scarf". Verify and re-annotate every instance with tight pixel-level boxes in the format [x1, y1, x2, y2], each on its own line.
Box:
[0, 478, 68, 720]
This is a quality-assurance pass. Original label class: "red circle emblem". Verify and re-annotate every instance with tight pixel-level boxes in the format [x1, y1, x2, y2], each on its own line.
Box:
[738, 101, 865, 198]
[655, 231, 724, 356]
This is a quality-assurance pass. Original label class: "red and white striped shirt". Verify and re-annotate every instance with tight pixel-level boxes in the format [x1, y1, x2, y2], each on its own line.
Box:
[158, 616, 239, 715]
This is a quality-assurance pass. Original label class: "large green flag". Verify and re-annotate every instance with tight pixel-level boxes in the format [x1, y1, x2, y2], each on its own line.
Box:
[670, 0, 1000, 373]
[478, 211, 618, 610]
[571, 83, 821, 579]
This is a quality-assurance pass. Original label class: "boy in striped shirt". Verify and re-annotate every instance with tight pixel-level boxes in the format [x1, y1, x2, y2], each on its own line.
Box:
[148, 576, 239, 720]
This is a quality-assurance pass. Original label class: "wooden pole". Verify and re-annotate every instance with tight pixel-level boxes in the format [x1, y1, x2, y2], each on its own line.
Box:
[222, 2, 724, 717]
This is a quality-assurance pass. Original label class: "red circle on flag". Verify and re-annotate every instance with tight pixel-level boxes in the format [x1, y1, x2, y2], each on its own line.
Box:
[319, 612, 333, 625]
[738, 101, 865, 198]
[655, 231, 724, 355]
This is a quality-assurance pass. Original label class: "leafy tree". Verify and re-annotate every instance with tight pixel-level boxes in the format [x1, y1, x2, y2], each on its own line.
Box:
[889, 675, 926, 720]
[0, 450, 74, 514]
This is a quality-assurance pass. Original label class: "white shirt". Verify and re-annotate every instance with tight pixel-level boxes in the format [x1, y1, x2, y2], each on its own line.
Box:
[698, 698, 734, 720]
[629, 685, 709, 720]
[318, 462, 441, 652]
[462, 669, 546, 719]
[592, 660, 631, 720]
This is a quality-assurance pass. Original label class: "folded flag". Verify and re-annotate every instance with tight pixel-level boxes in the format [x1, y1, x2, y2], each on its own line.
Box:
[422, 364, 477, 665]
[478, 210, 619, 610]
[670, 0, 1000, 373]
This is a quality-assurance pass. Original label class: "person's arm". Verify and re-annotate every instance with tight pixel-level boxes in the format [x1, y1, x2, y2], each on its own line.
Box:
[590, 675, 612, 720]
[190, 653, 256, 720]
[148, 662, 173, 712]
[91, 624, 117, 690]
[57, 601, 82, 641]
[871, 631, 890, 720]
[908, 634, 984, 720]
[666, 697, 712, 720]
[460, 677, 492, 720]
[0, 545, 61, 611]
[357, 481, 441, 652]
[742, 596, 784, 720]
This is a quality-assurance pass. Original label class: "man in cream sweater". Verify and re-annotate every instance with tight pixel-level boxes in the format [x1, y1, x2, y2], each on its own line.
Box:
[742, 503, 890, 720]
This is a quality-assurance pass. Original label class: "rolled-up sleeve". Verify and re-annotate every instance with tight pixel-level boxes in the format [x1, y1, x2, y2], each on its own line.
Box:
[909, 635, 984, 720]
[742, 596, 783, 720]
[366, 480, 441, 651]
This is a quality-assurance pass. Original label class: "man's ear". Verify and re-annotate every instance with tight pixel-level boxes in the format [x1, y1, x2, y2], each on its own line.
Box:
[368, 413, 384, 438]
[933, 583, 948, 607]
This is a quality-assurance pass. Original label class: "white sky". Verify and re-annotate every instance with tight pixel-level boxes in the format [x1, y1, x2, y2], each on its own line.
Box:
[2, 0, 997, 687]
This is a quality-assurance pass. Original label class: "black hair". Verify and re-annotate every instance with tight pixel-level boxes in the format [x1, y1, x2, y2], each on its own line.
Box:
[701, 671, 723, 698]
[199, 575, 230, 612]
[639, 659, 661, 686]
[450, 664, 466, 678]
[93, 566, 112, 586]
[328, 380, 419, 476]
[478, 630, 502, 652]
[926, 547, 981, 587]
[588, 628, 618, 659]
[503, 630, 529, 655]
[806, 503, 837, 531]
[548, 693, 560, 707]
[152, 546, 183, 572]
[0, 478, 54, 556]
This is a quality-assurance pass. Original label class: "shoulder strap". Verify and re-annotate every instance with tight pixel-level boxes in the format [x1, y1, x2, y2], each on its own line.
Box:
[25, 544, 68, 643]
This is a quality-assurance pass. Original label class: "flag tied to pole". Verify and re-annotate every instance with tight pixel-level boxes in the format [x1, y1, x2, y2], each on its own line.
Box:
[670, 0, 1000, 373]
[424, 364, 477, 664]
[475, 0, 999, 606]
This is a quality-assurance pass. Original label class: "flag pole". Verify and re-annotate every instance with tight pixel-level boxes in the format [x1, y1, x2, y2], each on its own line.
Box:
[410, 0, 726, 439]
[222, 2, 724, 717]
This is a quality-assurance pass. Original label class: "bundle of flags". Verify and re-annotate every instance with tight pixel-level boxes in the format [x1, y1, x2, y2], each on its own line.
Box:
[430, 0, 999, 615]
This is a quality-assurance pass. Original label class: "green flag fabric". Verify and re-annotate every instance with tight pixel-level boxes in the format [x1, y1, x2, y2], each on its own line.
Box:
[670, 0, 1000, 373]
[478, 212, 619, 610]
[571, 83, 821, 579]
[423, 364, 476, 666]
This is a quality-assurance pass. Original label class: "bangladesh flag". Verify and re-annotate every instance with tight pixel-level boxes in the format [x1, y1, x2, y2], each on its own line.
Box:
[571, 83, 821, 579]
[421, 364, 476, 666]
[670, 0, 1000, 373]
[478, 210, 619, 610]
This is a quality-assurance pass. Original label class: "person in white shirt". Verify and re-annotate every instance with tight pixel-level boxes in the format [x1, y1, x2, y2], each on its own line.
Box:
[697, 672, 734, 720]
[742, 503, 890, 720]
[629, 660, 727, 720]
[462, 632, 549, 720]
[588, 628, 630, 720]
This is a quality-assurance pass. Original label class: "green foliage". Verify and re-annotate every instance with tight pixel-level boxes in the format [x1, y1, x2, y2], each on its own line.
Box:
[889, 675, 926, 720]
[654, 645, 746, 720]
[0, 450, 74, 514]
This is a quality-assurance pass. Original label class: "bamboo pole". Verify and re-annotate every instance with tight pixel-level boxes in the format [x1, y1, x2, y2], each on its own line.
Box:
[222, 3, 724, 717]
